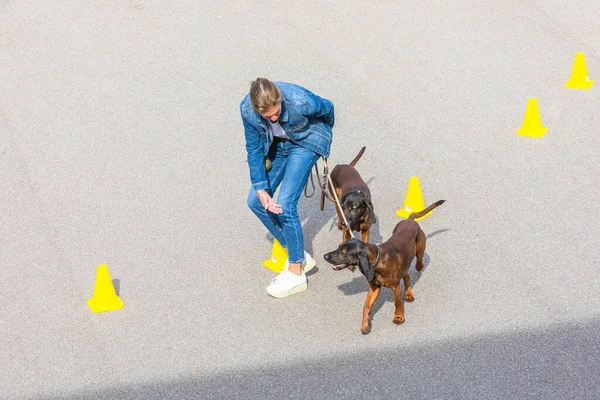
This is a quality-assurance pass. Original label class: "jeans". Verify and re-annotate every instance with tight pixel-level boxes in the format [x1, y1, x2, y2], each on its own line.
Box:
[247, 139, 320, 264]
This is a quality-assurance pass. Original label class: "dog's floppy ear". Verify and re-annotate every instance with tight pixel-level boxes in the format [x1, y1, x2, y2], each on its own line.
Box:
[340, 192, 350, 208]
[363, 199, 376, 224]
[357, 249, 374, 281]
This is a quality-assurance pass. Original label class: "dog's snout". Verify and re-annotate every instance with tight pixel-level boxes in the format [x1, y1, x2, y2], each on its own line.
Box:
[324, 253, 330, 261]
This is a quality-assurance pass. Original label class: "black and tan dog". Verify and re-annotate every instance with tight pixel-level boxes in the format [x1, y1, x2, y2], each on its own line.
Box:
[323, 200, 445, 334]
[321, 146, 376, 248]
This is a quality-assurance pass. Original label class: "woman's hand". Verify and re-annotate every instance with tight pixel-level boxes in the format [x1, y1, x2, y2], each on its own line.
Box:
[257, 190, 282, 214]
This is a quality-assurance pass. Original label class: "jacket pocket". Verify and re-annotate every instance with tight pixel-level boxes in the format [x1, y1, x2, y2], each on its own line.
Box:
[286, 115, 308, 132]
[308, 120, 332, 139]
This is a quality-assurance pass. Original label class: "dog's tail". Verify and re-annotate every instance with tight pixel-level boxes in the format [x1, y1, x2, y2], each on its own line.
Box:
[408, 200, 446, 220]
[349, 146, 366, 167]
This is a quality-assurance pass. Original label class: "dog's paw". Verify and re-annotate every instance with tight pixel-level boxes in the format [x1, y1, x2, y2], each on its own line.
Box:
[404, 287, 415, 302]
[361, 316, 372, 334]
[393, 315, 405, 325]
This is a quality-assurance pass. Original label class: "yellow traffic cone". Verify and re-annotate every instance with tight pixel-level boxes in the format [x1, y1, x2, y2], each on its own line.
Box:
[565, 52, 594, 89]
[87, 264, 124, 313]
[262, 239, 288, 273]
[396, 176, 431, 221]
[516, 98, 548, 138]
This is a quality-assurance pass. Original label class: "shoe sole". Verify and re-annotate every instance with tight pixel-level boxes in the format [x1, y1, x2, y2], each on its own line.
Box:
[267, 282, 308, 298]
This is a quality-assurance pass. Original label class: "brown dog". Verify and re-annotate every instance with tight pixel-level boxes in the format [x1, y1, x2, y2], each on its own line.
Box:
[322, 146, 376, 247]
[323, 200, 445, 334]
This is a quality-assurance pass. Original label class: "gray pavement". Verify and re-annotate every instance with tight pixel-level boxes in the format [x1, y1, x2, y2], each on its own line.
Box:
[1, 1, 599, 399]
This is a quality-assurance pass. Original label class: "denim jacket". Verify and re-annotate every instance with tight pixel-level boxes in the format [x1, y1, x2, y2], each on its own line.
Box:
[240, 82, 334, 191]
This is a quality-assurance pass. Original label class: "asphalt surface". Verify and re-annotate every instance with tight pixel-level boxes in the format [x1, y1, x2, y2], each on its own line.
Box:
[1, 1, 599, 399]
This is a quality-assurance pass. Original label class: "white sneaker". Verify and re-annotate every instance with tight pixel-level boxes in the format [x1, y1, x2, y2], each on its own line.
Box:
[266, 271, 307, 298]
[303, 251, 316, 273]
[283, 251, 317, 273]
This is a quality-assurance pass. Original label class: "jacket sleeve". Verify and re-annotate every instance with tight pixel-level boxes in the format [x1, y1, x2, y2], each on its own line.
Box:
[241, 109, 269, 192]
[305, 94, 335, 129]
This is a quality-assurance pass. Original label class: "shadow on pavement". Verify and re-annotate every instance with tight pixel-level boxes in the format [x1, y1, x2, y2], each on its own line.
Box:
[43, 317, 599, 400]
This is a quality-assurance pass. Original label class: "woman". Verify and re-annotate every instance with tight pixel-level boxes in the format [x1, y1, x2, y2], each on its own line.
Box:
[241, 78, 334, 298]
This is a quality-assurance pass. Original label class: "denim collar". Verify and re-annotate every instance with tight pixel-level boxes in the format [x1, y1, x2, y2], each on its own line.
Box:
[279, 99, 289, 124]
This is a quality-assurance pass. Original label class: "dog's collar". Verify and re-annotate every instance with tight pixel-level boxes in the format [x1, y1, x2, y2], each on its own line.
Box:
[372, 245, 381, 268]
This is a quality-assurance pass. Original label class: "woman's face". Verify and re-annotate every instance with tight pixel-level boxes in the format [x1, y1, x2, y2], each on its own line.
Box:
[260, 103, 281, 123]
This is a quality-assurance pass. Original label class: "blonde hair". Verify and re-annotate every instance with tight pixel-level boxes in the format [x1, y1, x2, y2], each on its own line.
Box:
[249, 78, 282, 114]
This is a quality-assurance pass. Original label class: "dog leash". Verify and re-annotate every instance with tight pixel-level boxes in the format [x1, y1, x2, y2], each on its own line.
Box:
[322, 157, 356, 240]
[302, 156, 356, 240]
